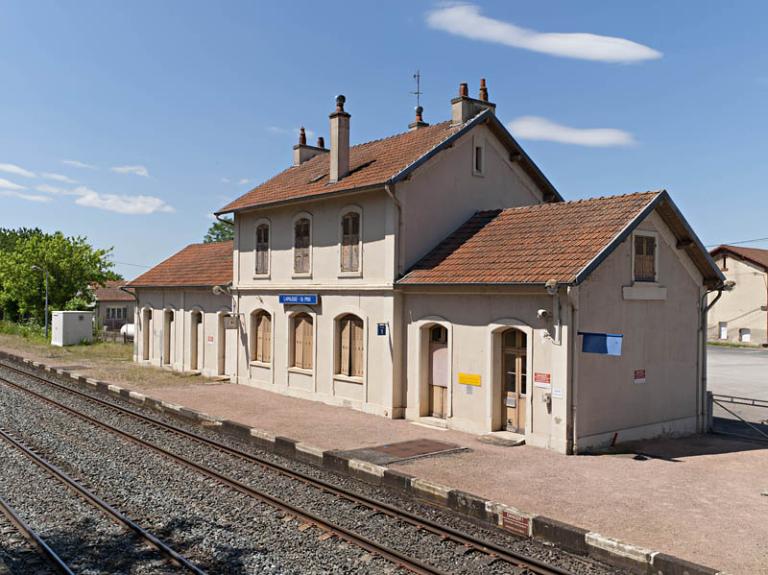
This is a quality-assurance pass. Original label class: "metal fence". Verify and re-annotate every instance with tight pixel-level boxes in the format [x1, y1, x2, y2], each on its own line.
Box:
[710, 392, 768, 442]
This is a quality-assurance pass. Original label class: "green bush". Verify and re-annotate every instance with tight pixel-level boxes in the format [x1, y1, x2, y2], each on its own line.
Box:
[0, 320, 47, 342]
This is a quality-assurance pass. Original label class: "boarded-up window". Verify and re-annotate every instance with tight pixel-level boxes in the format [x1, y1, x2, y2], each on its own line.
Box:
[292, 313, 313, 369]
[634, 235, 656, 282]
[340, 212, 360, 272]
[255, 224, 269, 275]
[251, 311, 271, 364]
[338, 315, 364, 378]
[294, 218, 311, 274]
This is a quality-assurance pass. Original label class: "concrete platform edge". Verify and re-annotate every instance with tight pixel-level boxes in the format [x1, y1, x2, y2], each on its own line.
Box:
[0, 350, 724, 575]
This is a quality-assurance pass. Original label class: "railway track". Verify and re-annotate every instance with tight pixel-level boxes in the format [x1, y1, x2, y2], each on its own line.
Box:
[0, 359, 585, 575]
[0, 425, 207, 575]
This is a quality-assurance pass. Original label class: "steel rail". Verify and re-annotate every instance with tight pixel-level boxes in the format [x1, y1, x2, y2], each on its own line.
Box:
[0, 495, 76, 575]
[0, 426, 208, 575]
[0, 360, 576, 575]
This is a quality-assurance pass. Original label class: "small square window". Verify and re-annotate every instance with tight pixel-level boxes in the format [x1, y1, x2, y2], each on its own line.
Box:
[634, 234, 657, 282]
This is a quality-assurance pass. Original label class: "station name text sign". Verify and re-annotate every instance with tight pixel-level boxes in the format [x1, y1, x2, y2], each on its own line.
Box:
[279, 294, 319, 305]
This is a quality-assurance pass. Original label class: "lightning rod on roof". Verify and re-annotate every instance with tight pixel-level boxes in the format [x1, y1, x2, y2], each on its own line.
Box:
[411, 70, 422, 108]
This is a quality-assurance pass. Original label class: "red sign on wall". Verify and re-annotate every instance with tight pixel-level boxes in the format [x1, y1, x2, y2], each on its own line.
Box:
[633, 369, 646, 384]
[207, 335, 214, 344]
[533, 372, 551, 389]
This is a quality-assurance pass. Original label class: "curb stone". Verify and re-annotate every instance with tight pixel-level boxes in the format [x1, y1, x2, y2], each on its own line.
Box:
[0, 350, 725, 575]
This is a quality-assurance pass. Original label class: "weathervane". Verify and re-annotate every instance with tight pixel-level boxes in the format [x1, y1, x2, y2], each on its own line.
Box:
[411, 70, 422, 108]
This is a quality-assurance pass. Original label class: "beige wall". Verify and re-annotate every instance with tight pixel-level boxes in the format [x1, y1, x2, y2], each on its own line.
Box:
[401, 289, 572, 453]
[707, 255, 767, 344]
[133, 288, 231, 378]
[398, 124, 546, 271]
[95, 300, 135, 330]
[575, 211, 704, 451]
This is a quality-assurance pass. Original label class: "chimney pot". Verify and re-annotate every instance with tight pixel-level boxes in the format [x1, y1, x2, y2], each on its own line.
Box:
[317, 136, 325, 148]
[298, 127, 307, 145]
[459, 82, 469, 97]
[335, 94, 346, 112]
[479, 78, 488, 102]
[408, 105, 429, 131]
[329, 94, 351, 182]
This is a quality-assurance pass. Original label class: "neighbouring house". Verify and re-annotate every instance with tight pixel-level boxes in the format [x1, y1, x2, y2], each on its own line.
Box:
[126, 241, 234, 378]
[92, 280, 136, 331]
[130, 80, 725, 453]
[708, 245, 768, 345]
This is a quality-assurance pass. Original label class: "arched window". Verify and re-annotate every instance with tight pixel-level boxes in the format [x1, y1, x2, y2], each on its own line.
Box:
[251, 310, 271, 364]
[291, 313, 313, 369]
[294, 217, 311, 274]
[255, 223, 270, 275]
[337, 314, 364, 377]
[340, 211, 360, 272]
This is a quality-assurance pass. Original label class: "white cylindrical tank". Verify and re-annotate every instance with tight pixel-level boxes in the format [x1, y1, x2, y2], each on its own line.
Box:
[51, 311, 94, 346]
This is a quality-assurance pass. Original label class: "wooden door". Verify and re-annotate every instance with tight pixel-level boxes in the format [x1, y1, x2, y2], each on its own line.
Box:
[502, 330, 527, 433]
[428, 325, 448, 418]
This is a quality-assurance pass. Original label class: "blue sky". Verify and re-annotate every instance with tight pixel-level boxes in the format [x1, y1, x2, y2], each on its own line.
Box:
[1, 1, 766, 279]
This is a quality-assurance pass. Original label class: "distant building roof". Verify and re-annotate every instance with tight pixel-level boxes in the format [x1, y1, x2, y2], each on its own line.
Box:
[215, 111, 560, 215]
[93, 280, 134, 302]
[710, 244, 768, 271]
[127, 241, 233, 288]
[399, 191, 724, 287]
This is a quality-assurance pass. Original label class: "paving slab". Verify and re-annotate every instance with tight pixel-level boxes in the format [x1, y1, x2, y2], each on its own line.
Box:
[130, 381, 768, 574]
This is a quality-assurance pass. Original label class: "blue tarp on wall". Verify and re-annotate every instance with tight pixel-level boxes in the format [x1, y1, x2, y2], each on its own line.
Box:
[579, 332, 623, 356]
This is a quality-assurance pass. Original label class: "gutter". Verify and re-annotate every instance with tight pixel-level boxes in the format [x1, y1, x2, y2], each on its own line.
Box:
[698, 281, 730, 432]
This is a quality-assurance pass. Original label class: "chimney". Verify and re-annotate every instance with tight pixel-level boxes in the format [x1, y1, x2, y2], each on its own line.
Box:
[329, 94, 350, 182]
[292, 127, 328, 166]
[408, 105, 429, 131]
[451, 79, 496, 125]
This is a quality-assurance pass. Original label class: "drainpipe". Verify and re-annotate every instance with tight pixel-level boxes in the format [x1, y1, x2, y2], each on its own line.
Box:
[384, 183, 403, 279]
[567, 286, 579, 454]
[544, 279, 561, 345]
[119, 286, 139, 353]
[699, 280, 734, 432]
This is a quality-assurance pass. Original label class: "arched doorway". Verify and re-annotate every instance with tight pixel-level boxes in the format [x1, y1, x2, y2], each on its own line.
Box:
[501, 329, 527, 432]
[162, 310, 174, 366]
[428, 325, 449, 418]
[190, 311, 203, 371]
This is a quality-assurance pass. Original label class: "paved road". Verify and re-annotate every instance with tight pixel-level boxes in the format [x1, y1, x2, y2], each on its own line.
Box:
[707, 345, 768, 399]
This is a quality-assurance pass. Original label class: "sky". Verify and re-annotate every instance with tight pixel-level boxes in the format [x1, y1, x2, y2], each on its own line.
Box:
[1, 1, 767, 279]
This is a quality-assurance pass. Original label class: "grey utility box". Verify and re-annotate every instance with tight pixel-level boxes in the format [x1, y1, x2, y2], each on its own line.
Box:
[51, 311, 94, 346]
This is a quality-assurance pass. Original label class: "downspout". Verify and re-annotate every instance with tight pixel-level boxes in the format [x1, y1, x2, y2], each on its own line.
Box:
[567, 285, 579, 454]
[700, 283, 728, 433]
[384, 183, 403, 279]
[119, 286, 139, 356]
[385, 182, 406, 414]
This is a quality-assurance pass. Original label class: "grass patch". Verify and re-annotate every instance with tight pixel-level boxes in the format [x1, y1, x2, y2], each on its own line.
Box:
[707, 340, 764, 349]
[0, 320, 48, 343]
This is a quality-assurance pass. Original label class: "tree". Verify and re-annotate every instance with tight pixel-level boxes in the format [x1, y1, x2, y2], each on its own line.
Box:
[204, 218, 234, 243]
[0, 230, 116, 323]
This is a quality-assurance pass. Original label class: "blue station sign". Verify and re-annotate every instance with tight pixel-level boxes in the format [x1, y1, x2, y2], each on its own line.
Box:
[279, 294, 319, 305]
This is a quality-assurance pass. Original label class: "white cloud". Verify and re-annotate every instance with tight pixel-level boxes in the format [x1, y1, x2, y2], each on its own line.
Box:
[42, 172, 77, 184]
[36, 184, 67, 194]
[426, 4, 662, 63]
[62, 159, 97, 169]
[72, 186, 173, 215]
[0, 163, 36, 178]
[111, 165, 150, 177]
[237, 178, 250, 185]
[220, 177, 231, 183]
[0, 190, 51, 203]
[266, 126, 315, 139]
[507, 116, 636, 147]
[0, 178, 26, 191]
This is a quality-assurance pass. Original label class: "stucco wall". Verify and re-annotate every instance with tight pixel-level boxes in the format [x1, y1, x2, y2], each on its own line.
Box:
[235, 290, 398, 417]
[575, 211, 704, 450]
[398, 123, 547, 272]
[707, 255, 767, 344]
[133, 288, 231, 378]
[401, 289, 571, 453]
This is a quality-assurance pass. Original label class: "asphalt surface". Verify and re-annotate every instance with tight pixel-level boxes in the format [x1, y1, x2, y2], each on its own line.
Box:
[707, 344, 768, 399]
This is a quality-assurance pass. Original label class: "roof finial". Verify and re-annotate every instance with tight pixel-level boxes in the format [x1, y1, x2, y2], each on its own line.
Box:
[479, 78, 488, 102]
[298, 127, 306, 146]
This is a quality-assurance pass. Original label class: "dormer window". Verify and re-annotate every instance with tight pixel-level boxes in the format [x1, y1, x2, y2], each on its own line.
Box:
[340, 211, 361, 273]
[294, 216, 311, 275]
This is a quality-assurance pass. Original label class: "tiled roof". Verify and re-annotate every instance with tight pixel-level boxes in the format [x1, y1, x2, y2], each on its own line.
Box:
[92, 280, 134, 302]
[710, 244, 768, 271]
[217, 121, 462, 214]
[399, 192, 665, 285]
[127, 241, 233, 288]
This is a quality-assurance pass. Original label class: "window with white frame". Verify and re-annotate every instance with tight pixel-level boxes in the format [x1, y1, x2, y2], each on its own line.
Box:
[107, 307, 127, 320]
[294, 217, 311, 274]
[340, 211, 361, 273]
[291, 313, 313, 370]
[337, 314, 364, 378]
[251, 310, 271, 364]
[634, 233, 657, 282]
[255, 223, 270, 275]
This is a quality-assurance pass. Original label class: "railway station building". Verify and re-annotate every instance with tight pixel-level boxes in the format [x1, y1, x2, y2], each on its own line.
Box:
[129, 81, 724, 453]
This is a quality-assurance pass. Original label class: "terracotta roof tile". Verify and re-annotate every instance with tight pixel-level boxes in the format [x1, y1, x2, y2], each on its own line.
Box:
[398, 192, 662, 285]
[217, 121, 462, 213]
[127, 241, 233, 288]
[710, 245, 768, 271]
[92, 280, 134, 302]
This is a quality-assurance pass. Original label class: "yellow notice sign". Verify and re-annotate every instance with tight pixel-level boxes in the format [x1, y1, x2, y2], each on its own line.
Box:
[458, 372, 481, 386]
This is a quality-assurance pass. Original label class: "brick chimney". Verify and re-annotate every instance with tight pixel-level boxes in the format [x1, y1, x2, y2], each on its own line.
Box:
[451, 79, 496, 125]
[329, 95, 350, 182]
[408, 106, 429, 131]
[293, 127, 328, 166]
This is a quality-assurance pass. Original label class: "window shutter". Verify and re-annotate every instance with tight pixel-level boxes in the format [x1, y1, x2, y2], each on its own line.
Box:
[340, 318, 351, 375]
[294, 317, 304, 367]
[255, 315, 264, 362]
[303, 317, 313, 369]
[351, 318, 364, 377]
[263, 315, 271, 364]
